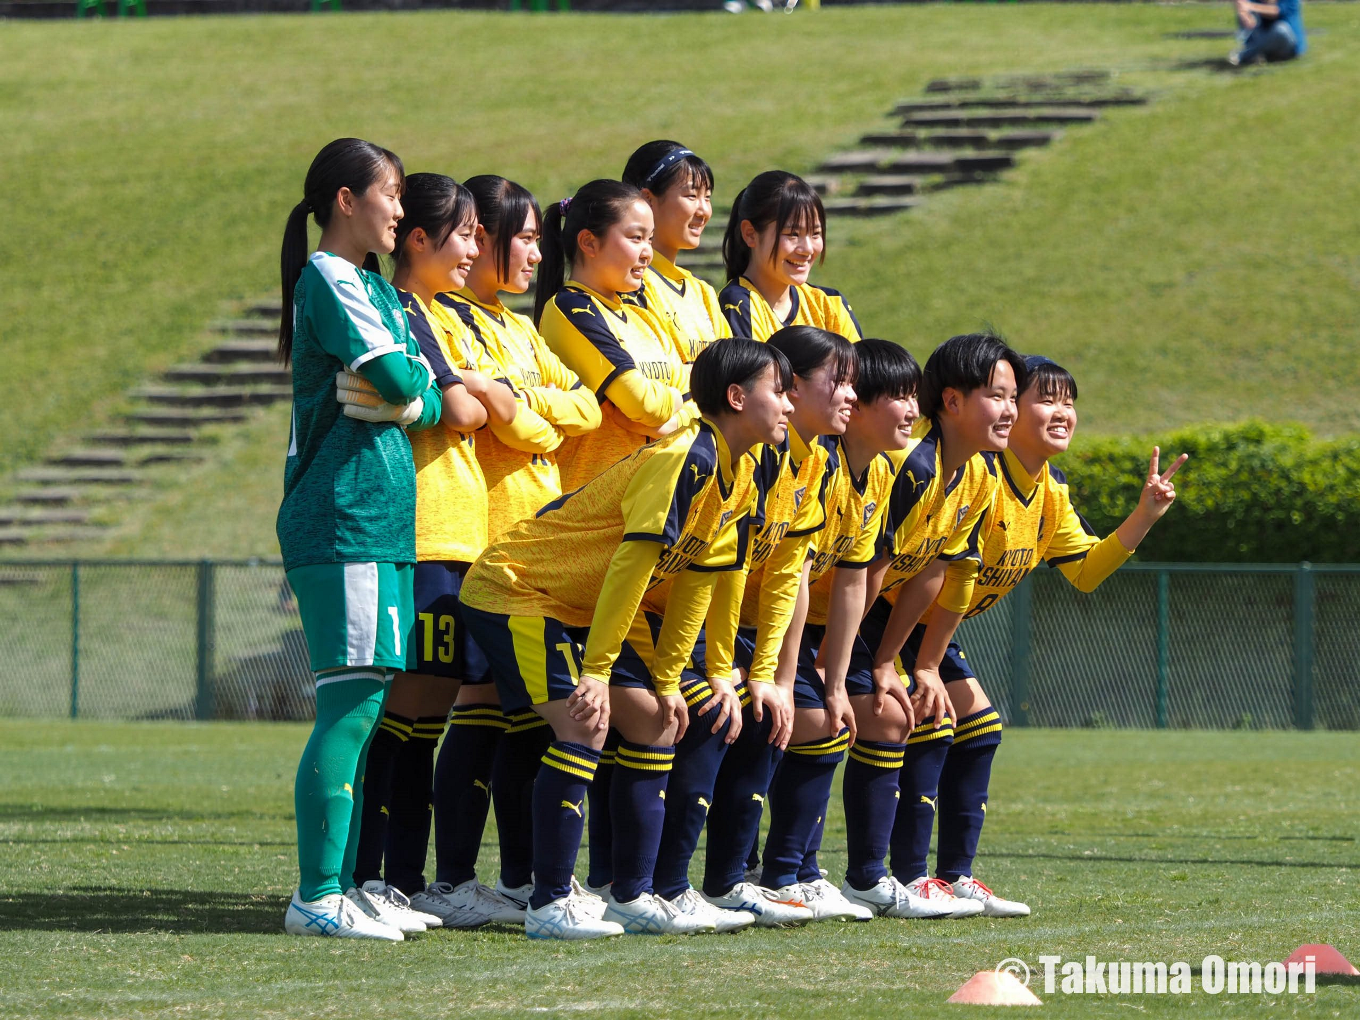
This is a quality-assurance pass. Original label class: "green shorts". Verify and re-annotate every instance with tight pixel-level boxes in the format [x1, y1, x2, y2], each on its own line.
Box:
[286, 562, 414, 672]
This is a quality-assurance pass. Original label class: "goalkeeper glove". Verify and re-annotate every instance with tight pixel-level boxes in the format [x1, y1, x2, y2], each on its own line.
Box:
[335, 371, 424, 426]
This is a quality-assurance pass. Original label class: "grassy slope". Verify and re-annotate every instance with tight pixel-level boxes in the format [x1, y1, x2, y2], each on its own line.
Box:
[1, 721, 1356, 1019]
[3, 5, 1358, 558]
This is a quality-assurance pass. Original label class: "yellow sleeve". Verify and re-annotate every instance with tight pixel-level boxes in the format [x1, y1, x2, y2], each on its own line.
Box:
[701, 566, 747, 683]
[581, 540, 664, 682]
[1045, 479, 1132, 593]
[486, 393, 564, 455]
[748, 530, 816, 683]
[523, 334, 602, 437]
[650, 569, 718, 696]
[937, 558, 982, 616]
[603, 373, 685, 430]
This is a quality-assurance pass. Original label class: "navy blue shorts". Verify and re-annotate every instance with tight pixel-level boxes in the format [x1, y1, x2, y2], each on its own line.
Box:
[612, 611, 710, 692]
[860, 597, 975, 685]
[408, 561, 490, 681]
[459, 605, 589, 715]
[779, 624, 877, 709]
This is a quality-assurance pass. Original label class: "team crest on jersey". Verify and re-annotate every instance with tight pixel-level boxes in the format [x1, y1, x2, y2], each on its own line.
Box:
[793, 485, 807, 509]
[955, 504, 971, 527]
[719, 509, 733, 528]
[862, 501, 877, 528]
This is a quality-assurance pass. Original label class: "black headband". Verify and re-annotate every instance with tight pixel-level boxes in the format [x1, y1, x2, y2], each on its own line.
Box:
[1023, 355, 1057, 373]
[641, 148, 696, 190]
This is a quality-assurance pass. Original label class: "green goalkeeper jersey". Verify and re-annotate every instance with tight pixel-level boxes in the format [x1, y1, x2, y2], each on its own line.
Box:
[277, 251, 434, 570]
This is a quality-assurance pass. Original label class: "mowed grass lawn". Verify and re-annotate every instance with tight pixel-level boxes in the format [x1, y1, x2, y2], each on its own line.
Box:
[1, 721, 1355, 1019]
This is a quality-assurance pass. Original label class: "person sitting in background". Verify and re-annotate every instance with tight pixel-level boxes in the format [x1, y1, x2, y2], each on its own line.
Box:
[1230, 0, 1306, 65]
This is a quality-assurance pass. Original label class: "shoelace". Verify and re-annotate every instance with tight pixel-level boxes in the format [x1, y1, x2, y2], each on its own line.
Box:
[750, 883, 807, 908]
[919, 877, 958, 900]
[958, 876, 993, 897]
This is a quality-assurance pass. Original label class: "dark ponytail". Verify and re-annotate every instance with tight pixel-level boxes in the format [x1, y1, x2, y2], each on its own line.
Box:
[533, 179, 644, 326]
[464, 175, 542, 284]
[391, 173, 477, 272]
[721, 170, 827, 283]
[279, 137, 404, 363]
[621, 139, 714, 197]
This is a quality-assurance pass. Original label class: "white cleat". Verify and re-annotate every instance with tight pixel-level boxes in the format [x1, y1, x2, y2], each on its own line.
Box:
[568, 876, 609, 919]
[904, 876, 985, 918]
[493, 879, 532, 915]
[409, 879, 515, 929]
[525, 896, 625, 941]
[703, 882, 814, 927]
[742, 866, 762, 886]
[785, 878, 872, 922]
[604, 890, 715, 935]
[345, 885, 426, 933]
[358, 881, 441, 930]
[284, 889, 403, 941]
[669, 887, 754, 933]
[841, 876, 953, 919]
[948, 875, 1031, 917]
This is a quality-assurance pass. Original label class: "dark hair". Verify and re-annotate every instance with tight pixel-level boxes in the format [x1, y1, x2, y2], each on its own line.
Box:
[621, 139, 715, 196]
[722, 170, 827, 282]
[278, 137, 404, 363]
[463, 175, 543, 283]
[392, 173, 477, 270]
[533, 179, 644, 325]
[691, 338, 794, 418]
[918, 332, 1028, 420]
[852, 338, 921, 405]
[1020, 355, 1078, 402]
[766, 325, 857, 389]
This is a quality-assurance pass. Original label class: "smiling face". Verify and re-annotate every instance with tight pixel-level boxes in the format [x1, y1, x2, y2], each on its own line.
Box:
[646, 172, 712, 255]
[849, 390, 919, 455]
[946, 359, 1018, 454]
[347, 166, 404, 255]
[578, 199, 653, 294]
[440, 216, 480, 291]
[746, 211, 823, 289]
[791, 361, 857, 438]
[1015, 378, 1078, 459]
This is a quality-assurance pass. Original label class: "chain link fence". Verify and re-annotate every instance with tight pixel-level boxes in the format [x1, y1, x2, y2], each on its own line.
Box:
[0, 560, 1355, 729]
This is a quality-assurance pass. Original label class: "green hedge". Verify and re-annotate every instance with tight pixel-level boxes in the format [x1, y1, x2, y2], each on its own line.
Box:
[1059, 421, 1360, 563]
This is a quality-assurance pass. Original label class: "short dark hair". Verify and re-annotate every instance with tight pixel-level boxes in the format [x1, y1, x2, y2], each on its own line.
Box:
[393, 173, 477, 270]
[852, 338, 921, 404]
[622, 139, 715, 196]
[766, 325, 857, 389]
[919, 332, 1027, 420]
[463, 175, 543, 283]
[1020, 355, 1078, 402]
[691, 338, 793, 418]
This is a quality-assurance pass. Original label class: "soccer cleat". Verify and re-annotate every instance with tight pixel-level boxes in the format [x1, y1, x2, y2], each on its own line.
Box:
[409, 879, 515, 929]
[345, 885, 426, 933]
[494, 879, 532, 914]
[568, 876, 609, 920]
[841, 876, 954, 919]
[284, 890, 403, 941]
[669, 888, 755, 933]
[603, 890, 715, 935]
[742, 866, 762, 886]
[583, 879, 612, 900]
[703, 882, 814, 928]
[904, 876, 985, 918]
[948, 875, 1031, 917]
[791, 878, 873, 922]
[525, 896, 625, 941]
[359, 881, 442, 930]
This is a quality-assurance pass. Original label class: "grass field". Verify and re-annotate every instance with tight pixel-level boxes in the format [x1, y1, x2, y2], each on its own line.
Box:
[3, 4, 1360, 557]
[2, 721, 1356, 1018]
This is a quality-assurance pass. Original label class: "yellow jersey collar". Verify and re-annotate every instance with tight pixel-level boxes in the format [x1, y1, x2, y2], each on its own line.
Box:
[699, 415, 738, 490]
[788, 423, 813, 467]
[455, 287, 507, 320]
[1000, 447, 1042, 501]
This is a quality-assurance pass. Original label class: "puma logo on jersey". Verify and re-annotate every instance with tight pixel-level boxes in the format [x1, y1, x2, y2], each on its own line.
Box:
[473, 779, 490, 794]
[561, 799, 584, 817]
[343, 783, 353, 795]
[996, 520, 1008, 531]
[697, 796, 711, 814]
[689, 463, 706, 486]
[380, 805, 389, 816]
[722, 302, 745, 314]
[659, 790, 666, 800]
[568, 306, 595, 317]
[981, 802, 987, 814]
[919, 794, 938, 810]
[904, 468, 927, 495]
[751, 793, 764, 803]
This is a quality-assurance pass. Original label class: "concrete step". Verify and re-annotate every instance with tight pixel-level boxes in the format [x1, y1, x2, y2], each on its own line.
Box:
[14, 488, 85, 506]
[824, 197, 921, 217]
[988, 130, 1062, 151]
[89, 429, 197, 446]
[135, 386, 293, 409]
[854, 175, 923, 197]
[245, 300, 283, 317]
[164, 364, 292, 386]
[901, 108, 1100, 129]
[926, 77, 982, 93]
[925, 70, 1109, 93]
[865, 129, 1059, 151]
[881, 151, 1015, 174]
[203, 339, 278, 364]
[0, 507, 92, 527]
[211, 319, 276, 336]
[0, 530, 26, 546]
[47, 449, 128, 468]
[819, 150, 895, 173]
[127, 409, 251, 428]
[16, 467, 143, 486]
[22, 526, 111, 545]
[138, 450, 205, 466]
[894, 95, 1144, 114]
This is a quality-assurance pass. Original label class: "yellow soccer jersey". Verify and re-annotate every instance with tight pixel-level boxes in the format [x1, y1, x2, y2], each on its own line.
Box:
[438, 291, 602, 540]
[629, 252, 732, 364]
[718, 277, 864, 343]
[804, 438, 899, 626]
[461, 418, 759, 691]
[924, 448, 1133, 624]
[540, 282, 689, 492]
[400, 289, 491, 563]
[878, 420, 997, 615]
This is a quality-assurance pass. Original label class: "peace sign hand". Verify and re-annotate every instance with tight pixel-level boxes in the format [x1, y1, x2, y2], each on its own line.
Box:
[1138, 446, 1188, 521]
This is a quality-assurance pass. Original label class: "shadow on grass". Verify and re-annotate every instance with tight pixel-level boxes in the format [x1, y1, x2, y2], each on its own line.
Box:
[0, 886, 282, 933]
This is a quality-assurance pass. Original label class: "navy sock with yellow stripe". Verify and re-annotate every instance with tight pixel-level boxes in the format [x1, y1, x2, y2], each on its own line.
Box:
[490, 710, 552, 889]
[760, 729, 849, 891]
[889, 714, 954, 884]
[936, 708, 1002, 882]
[586, 730, 619, 888]
[432, 704, 508, 887]
[383, 715, 445, 894]
[653, 680, 733, 900]
[352, 711, 412, 887]
[843, 739, 907, 890]
[610, 741, 676, 902]
[531, 741, 601, 910]
[701, 700, 777, 897]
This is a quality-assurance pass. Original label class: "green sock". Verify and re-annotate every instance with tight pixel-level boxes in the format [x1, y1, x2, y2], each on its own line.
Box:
[294, 672, 388, 901]
[340, 680, 392, 891]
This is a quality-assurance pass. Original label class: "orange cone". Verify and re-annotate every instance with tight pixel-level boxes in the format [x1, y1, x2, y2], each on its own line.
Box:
[947, 970, 1043, 1005]
[1284, 944, 1359, 975]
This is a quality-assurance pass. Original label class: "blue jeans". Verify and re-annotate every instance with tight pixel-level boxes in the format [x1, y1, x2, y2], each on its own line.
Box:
[1236, 21, 1298, 63]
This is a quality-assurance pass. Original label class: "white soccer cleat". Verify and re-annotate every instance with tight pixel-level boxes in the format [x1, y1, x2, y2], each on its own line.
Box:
[742, 866, 762, 886]
[903, 876, 985, 918]
[948, 875, 1031, 917]
[345, 885, 426, 933]
[358, 881, 442, 930]
[493, 879, 532, 920]
[703, 882, 814, 927]
[603, 890, 715, 935]
[568, 876, 609, 919]
[668, 887, 755, 933]
[786, 878, 872, 922]
[583, 878, 612, 899]
[525, 896, 625, 941]
[841, 876, 954, 919]
[409, 879, 515, 929]
[284, 889, 403, 941]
